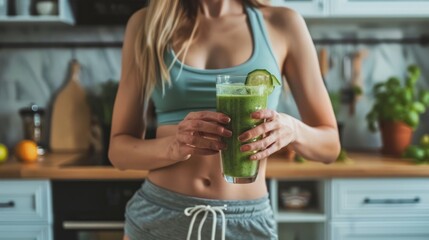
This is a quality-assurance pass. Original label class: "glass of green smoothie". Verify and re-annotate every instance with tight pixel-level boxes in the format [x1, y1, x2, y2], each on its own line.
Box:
[216, 75, 268, 184]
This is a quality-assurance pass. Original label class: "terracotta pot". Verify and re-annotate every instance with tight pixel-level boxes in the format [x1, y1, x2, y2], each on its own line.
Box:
[379, 121, 413, 157]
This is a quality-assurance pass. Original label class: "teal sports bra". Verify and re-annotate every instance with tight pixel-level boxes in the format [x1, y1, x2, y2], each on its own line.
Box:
[151, 6, 282, 125]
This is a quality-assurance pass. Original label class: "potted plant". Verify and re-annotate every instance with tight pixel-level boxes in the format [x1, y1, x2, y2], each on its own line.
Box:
[366, 65, 429, 156]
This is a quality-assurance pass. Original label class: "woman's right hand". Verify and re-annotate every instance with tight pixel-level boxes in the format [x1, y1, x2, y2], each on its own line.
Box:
[167, 111, 232, 161]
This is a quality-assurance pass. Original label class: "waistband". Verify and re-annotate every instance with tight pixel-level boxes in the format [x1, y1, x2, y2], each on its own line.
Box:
[139, 180, 272, 218]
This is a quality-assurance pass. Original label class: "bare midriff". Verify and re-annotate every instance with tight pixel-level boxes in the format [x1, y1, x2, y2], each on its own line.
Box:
[147, 125, 268, 200]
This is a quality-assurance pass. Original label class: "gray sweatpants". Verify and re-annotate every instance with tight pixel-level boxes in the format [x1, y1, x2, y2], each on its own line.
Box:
[124, 180, 278, 240]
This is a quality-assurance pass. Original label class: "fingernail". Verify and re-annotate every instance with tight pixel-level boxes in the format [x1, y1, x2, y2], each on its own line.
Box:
[222, 117, 231, 123]
[238, 134, 247, 141]
[252, 112, 260, 119]
[250, 155, 257, 160]
[224, 130, 232, 137]
[240, 145, 250, 152]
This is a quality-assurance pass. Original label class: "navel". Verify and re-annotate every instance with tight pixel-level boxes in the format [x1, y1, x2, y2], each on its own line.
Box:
[202, 178, 212, 187]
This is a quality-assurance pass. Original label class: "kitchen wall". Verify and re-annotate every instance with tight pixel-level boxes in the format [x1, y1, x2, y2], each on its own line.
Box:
[0, 26, 123, 148]
[0, 24, 428, 151]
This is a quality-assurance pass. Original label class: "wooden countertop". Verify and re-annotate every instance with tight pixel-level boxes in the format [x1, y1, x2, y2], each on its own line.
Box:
[0, 152, 428, 180]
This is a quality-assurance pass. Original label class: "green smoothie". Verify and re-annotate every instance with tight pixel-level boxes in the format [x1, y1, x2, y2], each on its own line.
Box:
[217, 88, 267, 179]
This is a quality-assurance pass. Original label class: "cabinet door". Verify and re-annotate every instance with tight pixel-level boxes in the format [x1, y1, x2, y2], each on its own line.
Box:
[0, 225, 52, 240]
[330, 221, 429, 240]
[331, 0, 429, 17]
[271, 0, 328, 17]
[0, 180, 52, 224]
[331, 178, 429, 220]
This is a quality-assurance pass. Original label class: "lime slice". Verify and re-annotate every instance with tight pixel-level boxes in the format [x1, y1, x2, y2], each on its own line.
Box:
[245, 69, 281, 95]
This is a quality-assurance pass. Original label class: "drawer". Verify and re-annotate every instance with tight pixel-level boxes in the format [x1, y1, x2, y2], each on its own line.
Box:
[331, 178, 429, 219]
[0, 225, 52, 240]
[0, 180, 52, 223]
[330, 221, 429, 240]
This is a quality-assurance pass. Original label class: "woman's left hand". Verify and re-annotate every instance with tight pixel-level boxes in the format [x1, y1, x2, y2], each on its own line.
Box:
[238, 109, 298, 161]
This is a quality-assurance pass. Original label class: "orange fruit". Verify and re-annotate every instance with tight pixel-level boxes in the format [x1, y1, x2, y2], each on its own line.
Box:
[15, 140, 38, 163]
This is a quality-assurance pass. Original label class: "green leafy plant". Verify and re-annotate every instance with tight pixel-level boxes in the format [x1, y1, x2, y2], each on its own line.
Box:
[404, 134, 429, 164]
[366, 65, 429, 132]
[87, 80, 119, 127]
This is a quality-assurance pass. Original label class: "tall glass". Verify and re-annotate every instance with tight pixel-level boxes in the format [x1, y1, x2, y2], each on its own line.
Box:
[216, 75, 268, 184]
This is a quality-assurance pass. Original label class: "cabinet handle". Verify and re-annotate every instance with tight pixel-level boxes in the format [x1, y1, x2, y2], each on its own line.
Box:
[63, 221, 124, 230]
[363, 197, 420, 204]
[0, 201, 15, 208]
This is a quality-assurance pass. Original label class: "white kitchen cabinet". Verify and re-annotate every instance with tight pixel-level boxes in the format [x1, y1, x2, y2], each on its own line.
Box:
[331, 178, 429, 219]
[0, 225, 53, 240]
[330, 221, 429, 240]
[0, 180, 52, 240]
[331, 0, 429, 17]
[328, 178, 429, 240]
[271, 0, 429, 18]
[271, 0, 329, 17]
[270, 179, 328, 240]
[0, 0, 74, 25]
[270, 178, 429, 240]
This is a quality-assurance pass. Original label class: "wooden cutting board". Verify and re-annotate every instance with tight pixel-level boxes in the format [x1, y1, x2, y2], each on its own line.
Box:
[50, 60, 91, 152]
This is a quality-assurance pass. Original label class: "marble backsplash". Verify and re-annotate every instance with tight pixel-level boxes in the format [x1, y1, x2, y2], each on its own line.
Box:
[0, 26, 428, 152]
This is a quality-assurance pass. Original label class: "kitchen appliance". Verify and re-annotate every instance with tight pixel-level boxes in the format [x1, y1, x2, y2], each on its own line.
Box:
[72, 0, 148, 25]
[19, 103, 47, 155]
[52, 180, 142, 240]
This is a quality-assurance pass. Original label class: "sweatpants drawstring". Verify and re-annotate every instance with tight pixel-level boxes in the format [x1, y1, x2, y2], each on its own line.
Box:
[184, 205, 227, 240]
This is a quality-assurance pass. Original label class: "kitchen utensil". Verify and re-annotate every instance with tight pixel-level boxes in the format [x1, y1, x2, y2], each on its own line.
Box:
[349, 49, 368, 115]
[318, 47, 329, 86]
[50, 59, 92, 153]
[19, 103, 46, 155]
[340, 53, 353, 101]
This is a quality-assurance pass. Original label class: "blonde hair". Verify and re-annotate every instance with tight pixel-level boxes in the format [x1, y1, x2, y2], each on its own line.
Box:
[134, 0, 267, 114]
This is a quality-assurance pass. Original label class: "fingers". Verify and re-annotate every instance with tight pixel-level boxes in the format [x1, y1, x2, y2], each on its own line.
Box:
[240, 131, 278, 153]
[238, 110, 278, 142]
[250, 109, 278, 120]
[237, 111, 297, 161]
[177, 132, 226, 151]
[171, 111, 231, 160]
[238, 121, 278, 142]
[179, 120, 232, 138]
[249, 143, 279, 161]
[185, 111, 231, 124]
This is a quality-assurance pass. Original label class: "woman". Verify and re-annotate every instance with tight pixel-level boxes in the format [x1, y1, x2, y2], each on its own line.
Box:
[109, 0, 340, 239]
